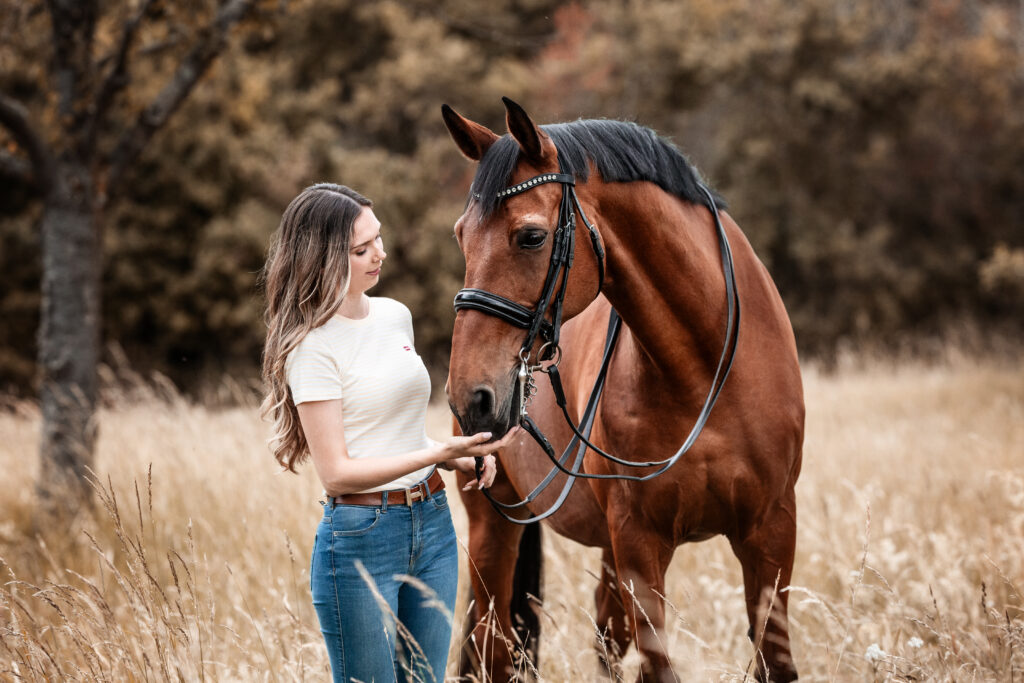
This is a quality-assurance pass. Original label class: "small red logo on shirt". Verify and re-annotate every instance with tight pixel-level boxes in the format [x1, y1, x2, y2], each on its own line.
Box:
[403, 345, 411, 351]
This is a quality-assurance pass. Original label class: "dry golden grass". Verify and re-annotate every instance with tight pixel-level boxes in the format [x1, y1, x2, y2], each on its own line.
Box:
[1, 352, 1022, 681]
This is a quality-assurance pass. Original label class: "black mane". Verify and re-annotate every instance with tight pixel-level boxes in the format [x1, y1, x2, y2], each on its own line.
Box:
[470, 118, 724, 217]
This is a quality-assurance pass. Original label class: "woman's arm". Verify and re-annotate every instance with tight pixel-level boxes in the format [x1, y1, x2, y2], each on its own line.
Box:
[298, 399, 515, 496]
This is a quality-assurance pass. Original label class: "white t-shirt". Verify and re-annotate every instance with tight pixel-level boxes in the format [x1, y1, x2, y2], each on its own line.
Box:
[285, 297, 433, 492]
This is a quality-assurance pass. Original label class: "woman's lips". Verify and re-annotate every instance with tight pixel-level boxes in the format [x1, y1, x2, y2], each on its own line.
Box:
[367, 267, 381, 276]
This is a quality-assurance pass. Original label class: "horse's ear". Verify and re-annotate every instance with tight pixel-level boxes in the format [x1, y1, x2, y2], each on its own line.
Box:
[503, 97, 554, 164]
[442, 104, 499, 161]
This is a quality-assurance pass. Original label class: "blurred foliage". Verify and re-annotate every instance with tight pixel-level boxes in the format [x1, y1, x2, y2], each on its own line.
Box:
[2, 0, 1022, 397]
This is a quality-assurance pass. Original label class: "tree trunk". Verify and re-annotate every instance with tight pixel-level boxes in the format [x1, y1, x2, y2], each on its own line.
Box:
[36, 158, 101, 518]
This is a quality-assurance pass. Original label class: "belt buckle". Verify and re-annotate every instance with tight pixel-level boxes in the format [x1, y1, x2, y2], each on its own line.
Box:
[404, 485, 423, 506]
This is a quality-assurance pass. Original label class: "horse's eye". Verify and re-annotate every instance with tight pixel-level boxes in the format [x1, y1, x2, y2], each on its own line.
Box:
[516, 230, 547, 250]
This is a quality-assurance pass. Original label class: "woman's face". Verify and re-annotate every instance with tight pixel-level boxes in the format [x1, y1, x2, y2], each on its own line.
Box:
[347, 207, 386, 296]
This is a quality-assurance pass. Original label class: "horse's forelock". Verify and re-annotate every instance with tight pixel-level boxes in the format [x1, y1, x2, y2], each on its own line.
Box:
[469, 135, 519, 217]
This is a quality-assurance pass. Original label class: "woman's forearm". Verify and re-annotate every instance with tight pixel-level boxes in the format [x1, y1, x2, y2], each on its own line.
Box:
[317, 445, 446, 497]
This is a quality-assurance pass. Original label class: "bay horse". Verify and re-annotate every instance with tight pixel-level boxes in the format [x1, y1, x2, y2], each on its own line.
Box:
[443, 98, 804, 683]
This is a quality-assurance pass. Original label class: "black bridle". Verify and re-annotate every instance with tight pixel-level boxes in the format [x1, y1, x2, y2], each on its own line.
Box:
[454, 168, 605, 363]
[453, 159, 741, 524]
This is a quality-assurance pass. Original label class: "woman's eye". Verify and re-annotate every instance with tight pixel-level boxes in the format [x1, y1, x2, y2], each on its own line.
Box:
[355, 249, 366, 256]
[517, 230, 547, 249]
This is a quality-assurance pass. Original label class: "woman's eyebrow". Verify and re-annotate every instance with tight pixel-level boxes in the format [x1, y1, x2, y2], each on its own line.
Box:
[350, 230, 381, 249]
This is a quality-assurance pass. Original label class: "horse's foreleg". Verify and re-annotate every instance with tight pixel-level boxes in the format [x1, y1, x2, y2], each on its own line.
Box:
[608, 523, 677, 683]
[594, 548, 630, 678]
[729, 492, 799, 683]
[457, 468, 535, 682]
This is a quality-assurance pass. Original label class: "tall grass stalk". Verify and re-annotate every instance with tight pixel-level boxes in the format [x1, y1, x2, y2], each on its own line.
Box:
[1, 352, 1022, 680]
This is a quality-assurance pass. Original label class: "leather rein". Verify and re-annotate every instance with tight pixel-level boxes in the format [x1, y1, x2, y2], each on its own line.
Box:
[453, 160, 741, 524]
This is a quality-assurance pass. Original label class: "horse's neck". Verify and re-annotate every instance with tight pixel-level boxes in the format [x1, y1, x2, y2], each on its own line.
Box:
[597, 183, 731, 384]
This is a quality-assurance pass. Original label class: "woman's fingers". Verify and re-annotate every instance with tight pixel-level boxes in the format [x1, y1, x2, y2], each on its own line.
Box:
[449, 426, 522, 465]
[467, 431, 492, 444]
[492, 426, 521, 449]
[461, 454, 497, 490]
[481, 455, 497, 488]
[466, 426, 521, 455]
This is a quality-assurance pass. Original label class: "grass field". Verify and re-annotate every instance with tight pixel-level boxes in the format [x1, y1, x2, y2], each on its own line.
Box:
[1, 352, 1022, 681]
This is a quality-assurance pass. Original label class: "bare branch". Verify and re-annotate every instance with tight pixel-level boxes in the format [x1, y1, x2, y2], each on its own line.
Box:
[397, 0, 554, 49]
[0, 94, 56, 193]
[105, 0, 256, 196]
[139, 36, 185, 57]
[87, 0, 157, 147]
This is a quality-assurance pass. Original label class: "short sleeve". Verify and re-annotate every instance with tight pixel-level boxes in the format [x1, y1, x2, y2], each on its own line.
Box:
[285, 331, 343, 405]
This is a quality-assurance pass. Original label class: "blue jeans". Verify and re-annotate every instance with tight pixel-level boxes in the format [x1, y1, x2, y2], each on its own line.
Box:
[311, 487, 458, 683]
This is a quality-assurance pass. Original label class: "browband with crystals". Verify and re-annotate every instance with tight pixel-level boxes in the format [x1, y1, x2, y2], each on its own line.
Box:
[496, 173, 575, 198]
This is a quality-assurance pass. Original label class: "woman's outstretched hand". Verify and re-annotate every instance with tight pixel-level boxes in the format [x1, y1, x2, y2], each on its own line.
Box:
[440, 427, 521, 489]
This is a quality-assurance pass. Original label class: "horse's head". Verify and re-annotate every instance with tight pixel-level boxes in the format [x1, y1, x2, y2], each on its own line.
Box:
[441, 98, 603, 437]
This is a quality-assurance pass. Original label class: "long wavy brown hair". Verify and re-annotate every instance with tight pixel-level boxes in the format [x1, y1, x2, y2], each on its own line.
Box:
[260, 183, 372, 471]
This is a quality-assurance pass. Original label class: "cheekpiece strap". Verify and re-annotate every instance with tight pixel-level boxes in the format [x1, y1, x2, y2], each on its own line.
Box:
[496, 173, 575, 199]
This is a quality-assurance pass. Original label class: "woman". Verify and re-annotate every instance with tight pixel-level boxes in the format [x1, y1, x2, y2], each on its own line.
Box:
[260, 183, 517, 682]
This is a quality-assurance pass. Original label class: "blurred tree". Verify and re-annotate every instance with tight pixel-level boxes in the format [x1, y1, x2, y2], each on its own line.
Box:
[0, 0, 276, 516]
[527, 0, 1024, 356]
[2, 0, 1021, 438]
[2, 0, 562, 397]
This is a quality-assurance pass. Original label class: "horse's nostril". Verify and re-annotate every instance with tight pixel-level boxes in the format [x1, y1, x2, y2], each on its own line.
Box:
[469, 385, 495, 420]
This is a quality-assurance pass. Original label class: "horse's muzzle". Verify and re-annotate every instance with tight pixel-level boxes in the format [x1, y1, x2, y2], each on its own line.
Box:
[449, 373, 520, 439]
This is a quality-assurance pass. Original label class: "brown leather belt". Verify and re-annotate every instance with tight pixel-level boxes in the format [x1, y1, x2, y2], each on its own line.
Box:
[328, 468, 445, 507]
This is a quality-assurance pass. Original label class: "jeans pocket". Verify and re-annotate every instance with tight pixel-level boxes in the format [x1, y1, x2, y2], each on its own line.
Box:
[332, 506, 382, 537]
[429, 490, 449, 511]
